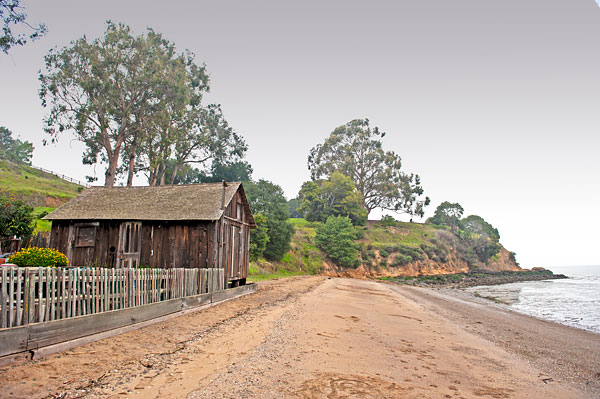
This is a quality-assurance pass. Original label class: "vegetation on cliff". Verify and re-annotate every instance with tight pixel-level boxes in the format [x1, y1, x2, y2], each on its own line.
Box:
[249, 216, 521, 281]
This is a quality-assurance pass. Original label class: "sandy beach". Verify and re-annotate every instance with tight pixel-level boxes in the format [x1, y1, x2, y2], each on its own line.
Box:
[1, 276, 598, 399]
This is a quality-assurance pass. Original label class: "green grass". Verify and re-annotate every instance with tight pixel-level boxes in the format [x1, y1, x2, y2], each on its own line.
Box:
[247, 262, 306, 281]
[247, 268, 305, 282]
[0, 160, 82, 204]
[33, 207, 55, 233]
[364, 221, 439, 248]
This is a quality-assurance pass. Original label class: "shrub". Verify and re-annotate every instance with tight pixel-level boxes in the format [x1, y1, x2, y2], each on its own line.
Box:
[0, 197, 35, 240]
[9, 247, 69, 267]
[379, 215, 397, 227]
[315, 216, 359, 268]
[379, 248, 389, 258]
[390, 254, 413, 266]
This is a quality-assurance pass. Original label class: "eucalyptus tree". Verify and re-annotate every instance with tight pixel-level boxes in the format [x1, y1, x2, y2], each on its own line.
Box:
[308, 119, 430, 218]
[40, 22, 191, 186]
[0, 0, 46, 53]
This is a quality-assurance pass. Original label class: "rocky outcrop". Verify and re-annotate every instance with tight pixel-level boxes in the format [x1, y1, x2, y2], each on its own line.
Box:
[484, 247, 521, 272]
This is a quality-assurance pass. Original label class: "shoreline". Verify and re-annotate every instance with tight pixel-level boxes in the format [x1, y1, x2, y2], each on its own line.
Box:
[0, 276, 595, 398]
[450, 284, 599, 335]
[389, 283, 600, 397]
[382, 269, 567, 288]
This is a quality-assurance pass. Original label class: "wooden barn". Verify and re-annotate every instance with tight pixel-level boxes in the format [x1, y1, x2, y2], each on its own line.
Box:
[44, 182, 255, 287]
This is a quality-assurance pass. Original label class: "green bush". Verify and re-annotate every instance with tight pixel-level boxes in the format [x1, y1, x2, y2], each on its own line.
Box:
[390, 254, 412, 266]
[9, 247, 69, 267]
[379, 215, 397, 227]
[315, 216, 359, 268]
[0, 196, 35, 240]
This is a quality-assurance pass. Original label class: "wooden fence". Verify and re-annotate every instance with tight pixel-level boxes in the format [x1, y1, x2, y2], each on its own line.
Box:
[0, 267, 224, 329]
[29, 165, 91, 187]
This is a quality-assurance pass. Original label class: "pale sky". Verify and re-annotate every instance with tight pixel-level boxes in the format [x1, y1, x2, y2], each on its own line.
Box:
[1, 0, 599, 268]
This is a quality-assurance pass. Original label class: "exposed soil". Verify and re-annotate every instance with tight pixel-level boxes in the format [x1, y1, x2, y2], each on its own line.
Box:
[0, 276, 593, 399]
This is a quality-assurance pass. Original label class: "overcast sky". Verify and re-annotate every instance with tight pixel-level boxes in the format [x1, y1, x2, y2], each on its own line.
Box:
[1, 0, 599, 268]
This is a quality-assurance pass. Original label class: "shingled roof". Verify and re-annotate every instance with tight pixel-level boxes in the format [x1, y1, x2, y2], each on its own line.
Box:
[44, 182, 255, 226]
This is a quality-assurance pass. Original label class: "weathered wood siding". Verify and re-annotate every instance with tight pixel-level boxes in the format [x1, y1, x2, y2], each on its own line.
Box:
[218, 190, 251, 283]
[48, 186, 252, 284]
[51, 221, 214, 269]
[139, 221, 214, 268]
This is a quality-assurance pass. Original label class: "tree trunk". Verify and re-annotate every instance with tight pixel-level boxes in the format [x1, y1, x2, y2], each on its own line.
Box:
[159, 167, 166, 186]
[126, 141, 137, 187]
[102, 123, 126, 187]
[148, 167, 157, 186]
[169, 162, 180, 185]
[104, 155, 119, 187]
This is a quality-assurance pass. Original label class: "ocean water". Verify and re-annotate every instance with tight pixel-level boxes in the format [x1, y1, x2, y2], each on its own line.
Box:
[465, 265, 600, 334]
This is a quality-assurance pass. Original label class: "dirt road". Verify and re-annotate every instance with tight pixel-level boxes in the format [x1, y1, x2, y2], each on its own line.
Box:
[0, 277, 589, 398]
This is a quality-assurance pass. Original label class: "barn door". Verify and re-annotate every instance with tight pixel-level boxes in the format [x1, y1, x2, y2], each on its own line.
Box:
[117, 222, 142, 268]
[230, 225, 240, 278]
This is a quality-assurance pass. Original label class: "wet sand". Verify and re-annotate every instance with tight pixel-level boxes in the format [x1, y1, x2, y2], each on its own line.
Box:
[0, 277, 596, 398]
[390, 284, 600, 397]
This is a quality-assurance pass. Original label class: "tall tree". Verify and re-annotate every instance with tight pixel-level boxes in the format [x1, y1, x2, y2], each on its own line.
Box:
[39, 22, 206, 186]
[0, 126, 33, 164]
[308, 119, 429, 217]
[0, 0, 46, 54]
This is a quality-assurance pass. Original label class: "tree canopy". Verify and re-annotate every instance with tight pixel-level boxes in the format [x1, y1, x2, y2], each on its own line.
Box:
[427, 201, 464, 227]
[298, 171, 367, 225]
[199, 160, 253, 184]
[0, 126, 33, 164]
[39, 22, 247, 187]
[460, 215, 500, 242]
[0, 0, 46, 54]
[244, 180, 294, 261]
[307, 119, 429, 218]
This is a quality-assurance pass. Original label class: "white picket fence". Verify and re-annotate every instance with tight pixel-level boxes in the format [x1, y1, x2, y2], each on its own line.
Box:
[0, 267, 225, 328]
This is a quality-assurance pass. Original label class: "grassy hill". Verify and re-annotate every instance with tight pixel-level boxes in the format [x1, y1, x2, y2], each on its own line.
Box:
[249, 218, 521, 281]
[0, 159, 84, 233]
[0, 160, 83, 207]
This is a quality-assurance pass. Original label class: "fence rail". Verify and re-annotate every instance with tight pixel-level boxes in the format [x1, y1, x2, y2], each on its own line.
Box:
[0, 267, 224, 328]
[29, 165, 91, 187]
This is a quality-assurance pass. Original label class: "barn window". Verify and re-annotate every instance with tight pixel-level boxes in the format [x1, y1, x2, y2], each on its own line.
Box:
[76, 226, 96, 247]
[237, 203, 242, 220]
